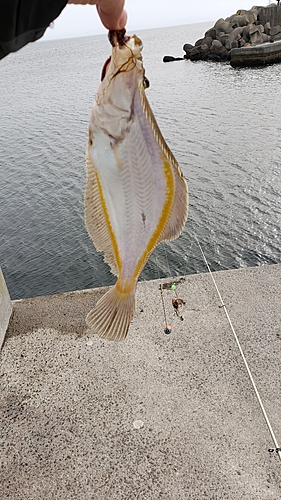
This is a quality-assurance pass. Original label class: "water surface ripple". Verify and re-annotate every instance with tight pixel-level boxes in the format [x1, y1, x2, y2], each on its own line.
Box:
[0, 23, 280, 299]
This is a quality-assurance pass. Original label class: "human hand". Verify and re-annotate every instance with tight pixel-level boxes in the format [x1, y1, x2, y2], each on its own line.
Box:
[67, 0, 127, 30]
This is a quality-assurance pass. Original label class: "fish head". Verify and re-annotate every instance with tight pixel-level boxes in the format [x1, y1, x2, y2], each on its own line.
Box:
[92, 34, 149, 141]
[100, 33, 146, 95]
[102, 34, 144, 85]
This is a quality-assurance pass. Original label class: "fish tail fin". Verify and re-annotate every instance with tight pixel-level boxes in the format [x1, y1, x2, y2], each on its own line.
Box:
[86, 285, 136, 342]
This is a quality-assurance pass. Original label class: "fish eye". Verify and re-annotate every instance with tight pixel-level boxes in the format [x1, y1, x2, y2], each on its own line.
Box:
[143, 76, 150, 89]
[101, 56, 111, 81]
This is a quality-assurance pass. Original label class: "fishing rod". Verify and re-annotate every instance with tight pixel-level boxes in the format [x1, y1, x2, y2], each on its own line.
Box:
[196, 236, 281, 462]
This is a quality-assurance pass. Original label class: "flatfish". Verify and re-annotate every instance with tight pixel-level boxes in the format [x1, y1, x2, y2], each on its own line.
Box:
[85, 29, 188, 341]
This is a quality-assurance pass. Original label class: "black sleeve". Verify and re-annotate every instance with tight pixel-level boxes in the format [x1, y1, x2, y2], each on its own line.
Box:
[0, 0, 68, 60]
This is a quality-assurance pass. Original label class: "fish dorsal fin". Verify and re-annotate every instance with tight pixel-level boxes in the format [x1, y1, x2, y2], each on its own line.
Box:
[85, 150, 118, 276]
[139, 82, 188, 242]
[139, 82, 184, 179]
[160, 164, 188, 242]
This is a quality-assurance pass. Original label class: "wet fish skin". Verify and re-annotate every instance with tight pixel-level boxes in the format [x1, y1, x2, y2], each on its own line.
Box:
[85, 32, 188, 341]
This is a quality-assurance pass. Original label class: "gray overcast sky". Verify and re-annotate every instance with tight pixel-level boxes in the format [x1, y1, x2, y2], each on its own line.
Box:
[43, 1, 266, 40]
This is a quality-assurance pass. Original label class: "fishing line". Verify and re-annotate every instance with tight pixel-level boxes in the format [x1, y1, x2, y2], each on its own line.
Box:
[163, 242, 179, 299]
[163, 241, 172, 278]
[156, 256, 169, 328]
[196, 236, 281, 462]
[159, 283, 168, 327]
[183, 239, 195, 275]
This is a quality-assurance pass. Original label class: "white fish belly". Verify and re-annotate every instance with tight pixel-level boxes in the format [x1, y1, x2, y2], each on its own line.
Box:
[88, 89, 175, 283]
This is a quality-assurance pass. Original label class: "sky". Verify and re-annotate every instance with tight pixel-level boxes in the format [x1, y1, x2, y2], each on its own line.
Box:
[42, 1, 268, 40]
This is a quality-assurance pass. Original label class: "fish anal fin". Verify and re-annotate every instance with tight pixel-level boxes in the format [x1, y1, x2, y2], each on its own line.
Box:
[85, 149, 118, 276]
[86, 285, 136, 341]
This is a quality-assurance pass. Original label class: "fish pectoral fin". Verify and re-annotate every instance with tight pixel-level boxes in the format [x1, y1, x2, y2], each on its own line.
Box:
[86, 285, 136, 341]
[85, 149, 118, 275]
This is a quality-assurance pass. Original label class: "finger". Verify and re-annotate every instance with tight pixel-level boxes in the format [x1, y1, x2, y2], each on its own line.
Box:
[67, 0, 127, 30]
[96, 0, 127, 30]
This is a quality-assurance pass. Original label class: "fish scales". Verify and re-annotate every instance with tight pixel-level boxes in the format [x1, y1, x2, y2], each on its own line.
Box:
[85, 32, 188, 341]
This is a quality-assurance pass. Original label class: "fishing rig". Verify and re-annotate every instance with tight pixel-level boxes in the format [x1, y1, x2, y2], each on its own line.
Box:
[159, 281, 186, 333]
[156, 236, 281, 463]
[156, 244, 188, 334]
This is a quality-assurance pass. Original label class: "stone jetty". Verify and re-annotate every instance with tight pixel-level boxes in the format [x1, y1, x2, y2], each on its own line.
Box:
[231, 38, 281, 67]
[164, 4, 281, 65]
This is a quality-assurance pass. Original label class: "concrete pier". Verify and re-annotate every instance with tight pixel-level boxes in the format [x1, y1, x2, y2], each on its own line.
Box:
[231, 40, 281, 68]
[0, 268, 12, 350]
[1, 264, 281, 499]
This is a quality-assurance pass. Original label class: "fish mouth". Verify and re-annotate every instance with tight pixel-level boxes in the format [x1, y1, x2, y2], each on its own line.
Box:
[108, 28, 129, 47]
[108, 29, 142, 51]
[101, 30, 143, 82]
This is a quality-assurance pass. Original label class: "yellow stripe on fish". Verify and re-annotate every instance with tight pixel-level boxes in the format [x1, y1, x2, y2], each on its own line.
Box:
[85, 32, 188, 341]
[95, 171, 122, 271]
[129, 158, 175, 285]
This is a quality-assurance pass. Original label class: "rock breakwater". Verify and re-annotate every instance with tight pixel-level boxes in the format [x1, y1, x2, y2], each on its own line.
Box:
[163, 4, 281, 64]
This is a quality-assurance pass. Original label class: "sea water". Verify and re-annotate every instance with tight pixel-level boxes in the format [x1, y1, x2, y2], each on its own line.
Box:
[0, 23, 280, 299]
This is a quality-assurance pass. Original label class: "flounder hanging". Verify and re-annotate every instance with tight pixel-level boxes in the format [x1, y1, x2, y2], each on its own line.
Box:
[85, 29, 188, 341]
